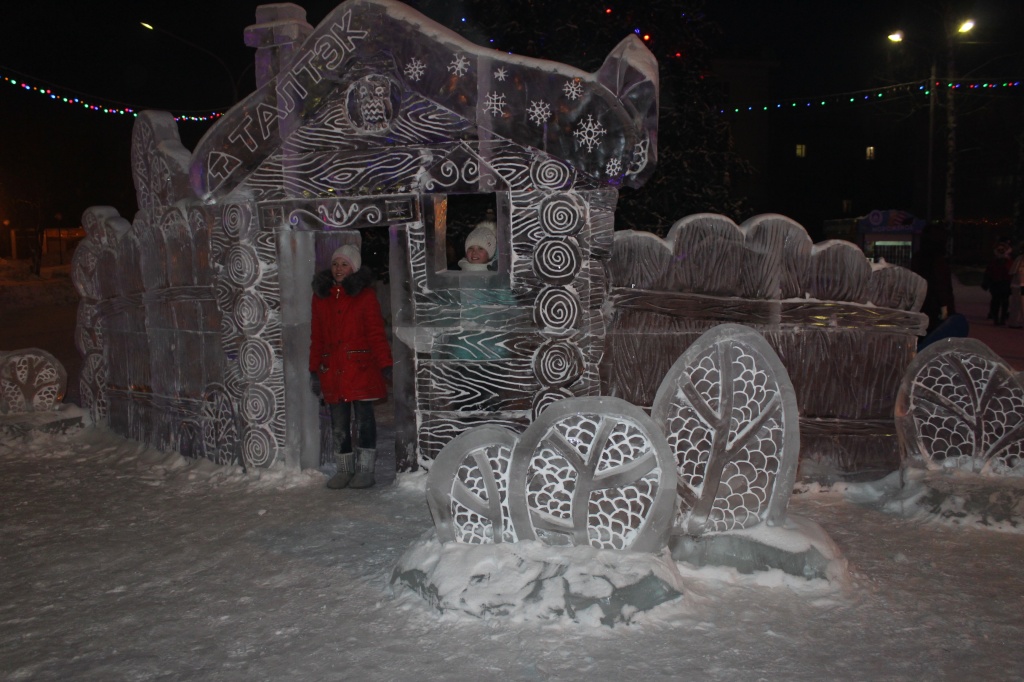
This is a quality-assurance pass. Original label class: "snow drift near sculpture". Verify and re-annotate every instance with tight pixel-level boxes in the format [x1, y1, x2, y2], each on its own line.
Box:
[395, 324, 844, 622]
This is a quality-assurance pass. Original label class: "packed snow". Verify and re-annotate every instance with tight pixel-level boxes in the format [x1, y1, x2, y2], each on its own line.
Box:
[3, 408, 1024, 680]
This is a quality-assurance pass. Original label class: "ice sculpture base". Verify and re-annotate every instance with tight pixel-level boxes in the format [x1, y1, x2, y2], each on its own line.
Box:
[668, 514, 847, 582]
[392, 531, 686, 626]
[875, 468, 1024, 533]
[0, 404, 87, 439]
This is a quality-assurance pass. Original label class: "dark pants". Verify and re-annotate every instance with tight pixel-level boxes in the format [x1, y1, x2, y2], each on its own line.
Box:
[329, 400, 377, 453]
[989, 282, 1011, 324]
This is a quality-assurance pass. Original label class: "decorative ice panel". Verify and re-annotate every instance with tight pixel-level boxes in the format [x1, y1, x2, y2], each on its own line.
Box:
[896, 338, 1024, 475]
[426, 427, 520, 545]
[427, 397, 677, 553]
[651, 324, 800, 535]
[509, 397, 677, 552]
[0, 349, 66, 414]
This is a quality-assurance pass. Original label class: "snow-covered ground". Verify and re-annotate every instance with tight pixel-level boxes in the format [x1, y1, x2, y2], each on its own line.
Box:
[3, 414, 1024, 681]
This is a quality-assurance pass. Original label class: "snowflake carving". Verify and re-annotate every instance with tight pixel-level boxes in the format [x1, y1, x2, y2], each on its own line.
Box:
[527, 100, 551, 126]
[448, 53, 471, 77]
[483, 92, 507, 117]
[494, 67, 508, 82]
[573, 114, 606, 152]
[404, 58, 426, 82]
[605, 157, 622, 176]
[563, 79, 584, 101]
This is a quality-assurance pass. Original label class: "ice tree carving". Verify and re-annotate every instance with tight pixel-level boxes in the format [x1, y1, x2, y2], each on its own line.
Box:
[427, 397, 677, 553]
[509, 397, 677, 552]
[0, 349, 67, 414]
[426, 428, 520, 544]
[896, 338, 1024, 475]
[651, 324, 800, 535]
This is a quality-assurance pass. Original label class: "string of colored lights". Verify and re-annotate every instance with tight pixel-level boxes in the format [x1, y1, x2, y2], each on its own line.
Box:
[722, 78, 1022, 115]
[2, 70, 223, 122]
[4, 67, 1020, 123]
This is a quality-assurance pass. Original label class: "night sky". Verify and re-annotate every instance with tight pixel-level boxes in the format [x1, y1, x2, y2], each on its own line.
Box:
[1, 0, 1021, 228]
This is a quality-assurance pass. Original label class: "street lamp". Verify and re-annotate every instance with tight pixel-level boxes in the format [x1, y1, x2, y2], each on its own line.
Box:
[887, 18, 974, 229]
[140, 21, 238, 106]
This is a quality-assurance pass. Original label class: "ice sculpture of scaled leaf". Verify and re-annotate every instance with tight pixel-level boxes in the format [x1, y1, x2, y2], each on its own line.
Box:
[0, 349, 67, 414]
[427, 427, 520, 545]
[896, 338, 1024, 475]
[508, 397, 677, 553]
[651, 324, 800, 535]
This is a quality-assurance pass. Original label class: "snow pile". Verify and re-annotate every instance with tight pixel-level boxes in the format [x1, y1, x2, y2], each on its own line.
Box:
[841, 469, 1024, 533]
[393, 533, 689, 626]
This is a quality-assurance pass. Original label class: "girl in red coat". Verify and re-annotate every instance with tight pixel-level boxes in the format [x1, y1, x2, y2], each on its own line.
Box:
[309, 244, 392, 489]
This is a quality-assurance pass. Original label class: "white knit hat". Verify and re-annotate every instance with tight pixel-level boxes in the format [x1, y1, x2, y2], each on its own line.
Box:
[465, 221, 497, 259]
[331, 244, 361, 271]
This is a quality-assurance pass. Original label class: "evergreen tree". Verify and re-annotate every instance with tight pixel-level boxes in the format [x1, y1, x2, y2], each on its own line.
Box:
[406, 0, 751, 235]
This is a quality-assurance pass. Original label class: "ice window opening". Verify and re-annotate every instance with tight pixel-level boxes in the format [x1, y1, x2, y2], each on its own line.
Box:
[424, 192, 510, 289]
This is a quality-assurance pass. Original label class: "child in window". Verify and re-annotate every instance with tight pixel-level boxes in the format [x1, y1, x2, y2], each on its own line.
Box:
[458, 219, 497, 272]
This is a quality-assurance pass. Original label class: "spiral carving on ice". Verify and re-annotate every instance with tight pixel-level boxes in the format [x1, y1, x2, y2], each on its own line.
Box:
[233, 292, 268, 334]
[533, 238, 582, 285]
[538, 194, 585, 236]
[529, 158, 573, 190]
[534, 340, 585, 387]
[239, 339, 274, 382]
[221, 204, 251, 240]
[225, 244, 261, 288]
[243, 425, 276, 468]
[533, 287, 582, 331]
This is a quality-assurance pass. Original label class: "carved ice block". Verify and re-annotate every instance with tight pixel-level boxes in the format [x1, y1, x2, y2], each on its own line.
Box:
[896, 337, 1024, 475]
[651, 324, 800, 535]
[426, 427, 521, 545]
[508, 396, 678, 552]
[0, 349, 67, 414]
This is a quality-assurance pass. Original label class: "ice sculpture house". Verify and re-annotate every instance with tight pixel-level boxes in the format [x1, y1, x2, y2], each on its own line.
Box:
[72, 0, 928, 481]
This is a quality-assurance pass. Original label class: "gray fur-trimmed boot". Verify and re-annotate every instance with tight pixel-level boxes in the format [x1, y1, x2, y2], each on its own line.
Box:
[326, 451, 355, 489]
[348, 448, 376, 489]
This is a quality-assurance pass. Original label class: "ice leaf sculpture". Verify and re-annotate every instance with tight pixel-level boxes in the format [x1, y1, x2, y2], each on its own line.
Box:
[508, 397, 677, 553]
[0, 349, 67, 414]
[427, 427, 520, 544]
[896, 338, 1024, 475]
[651, 324, 800, 536]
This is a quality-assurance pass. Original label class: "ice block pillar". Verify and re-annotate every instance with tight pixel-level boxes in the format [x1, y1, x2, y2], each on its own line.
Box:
[244, 3, 314, 90]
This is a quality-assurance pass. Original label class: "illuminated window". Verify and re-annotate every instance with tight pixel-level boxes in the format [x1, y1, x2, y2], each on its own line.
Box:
[795, 144, 806, 158]
[865, 146, 876, 160]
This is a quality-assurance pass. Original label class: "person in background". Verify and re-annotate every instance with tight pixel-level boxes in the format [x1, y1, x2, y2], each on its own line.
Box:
[910, 226, 957, 335]
[309, 244, 393, 489]
[458, 218, 497, 272]
[1008, 241, 1024, 329]
[982, 240, 1013, 326]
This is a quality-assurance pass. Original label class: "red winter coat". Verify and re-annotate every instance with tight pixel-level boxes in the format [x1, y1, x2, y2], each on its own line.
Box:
[309, 268, 392, 403]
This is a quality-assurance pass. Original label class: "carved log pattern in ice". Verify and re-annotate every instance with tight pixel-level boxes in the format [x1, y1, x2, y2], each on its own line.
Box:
[896, 339, 1024, 474]
[651, 324, 799, 536]
[426, 428, 520, 544]
[0, 350, 66, 414]
[210, 202, 285, 468]
[508, 398, 677, 552]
